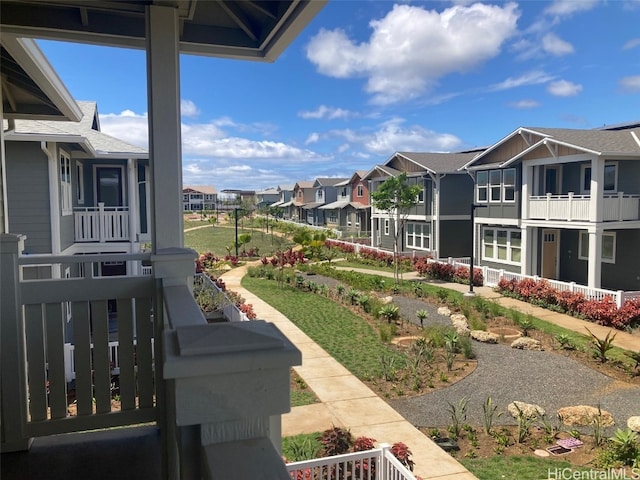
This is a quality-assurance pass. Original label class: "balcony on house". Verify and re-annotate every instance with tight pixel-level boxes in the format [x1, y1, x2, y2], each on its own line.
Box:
[526, 192, 640, 222]
[74, 203, 130, 242]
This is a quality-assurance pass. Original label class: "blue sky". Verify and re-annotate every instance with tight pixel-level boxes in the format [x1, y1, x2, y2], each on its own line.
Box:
[38, 0, 640, 192]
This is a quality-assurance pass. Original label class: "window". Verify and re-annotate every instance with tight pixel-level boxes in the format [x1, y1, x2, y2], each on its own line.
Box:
[477, 171, 488, 203]
[355, 213, 361, 227]
[503, 168, 516, 202]
[340, 187, 348, 199]
[317, 189, 324, 201]
[357, 184, 364, 197]
[76, 163, 84, 204]
[329, 212, 338, 223]
[406, 222, 431, 250]
[482, 227, 522, 264]
[384, 219, 389, 235]
[183, 194, 189, 201]
[581, 163, 617, 193]
[416, 188, 425, 203]
[489, 170, 502, 202]
[579, 232, 616, 263]
[60, 151, 72, 215]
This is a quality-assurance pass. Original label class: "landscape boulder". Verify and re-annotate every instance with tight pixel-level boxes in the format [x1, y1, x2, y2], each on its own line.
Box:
[557, 406, 615, 427]
[508, 401, 545, 419]
[437, 306, 451, 317]
[511, 337, 543, 351]
[470, 330, 499, 344]
[450, 314, 470, 335]
[627, 416, 640, 432]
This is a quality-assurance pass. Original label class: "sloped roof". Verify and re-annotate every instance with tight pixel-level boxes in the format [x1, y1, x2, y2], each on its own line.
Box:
[302, 202, 324, 209]
[319, 200, 369, 210]
[6, 100, 148, 158]
[394, 151, 480, 174]
[294, 181, 314, 189]
[361, 165, 402, 180]
[184, 185, 217, 194]
[464, 126, 640, 170]
[277, 184, 294, 192]
[314, 177, 348, 187]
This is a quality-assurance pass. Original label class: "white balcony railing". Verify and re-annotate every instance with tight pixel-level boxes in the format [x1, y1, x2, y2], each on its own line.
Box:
[527, 193, 640, 222]
[286, 444, 417, 480]
[74, 203, 130, 242]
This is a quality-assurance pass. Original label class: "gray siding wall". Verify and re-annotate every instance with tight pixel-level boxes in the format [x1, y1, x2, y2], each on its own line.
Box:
[617, 161, 640, 195]
[6, 142, 52, 254]
[551, 228, 640, 291]
[438, 219, 472, 258]
[440, 174, 474, 216]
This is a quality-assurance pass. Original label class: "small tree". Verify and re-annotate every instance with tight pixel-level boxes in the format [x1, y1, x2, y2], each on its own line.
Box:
[371, 172, 421, 284]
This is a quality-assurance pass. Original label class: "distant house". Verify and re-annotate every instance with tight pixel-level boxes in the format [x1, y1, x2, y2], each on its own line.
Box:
[365, 151, 481, 259]
[303, 177, 348, 226]
[462, 126, 640, 291]
[256, 187, 280, 209]
[270, 184, 295, 219]
[292, 180, 315, 222]
[219, 189, 257, 209]
[320, 171, 371, 236]
[182, 185, 217, 212]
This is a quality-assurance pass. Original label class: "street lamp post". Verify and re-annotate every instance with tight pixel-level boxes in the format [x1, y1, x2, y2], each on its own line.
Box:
[465, 203, 482, 297]
[234, 208, 240, 257]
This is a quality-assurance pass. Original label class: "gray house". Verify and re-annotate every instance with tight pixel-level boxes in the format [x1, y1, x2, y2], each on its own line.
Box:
[365, 151, 481, 259]
[319, 170, 371, 237]
[303, 177, 348, 226]
[462, 126, 640, 291]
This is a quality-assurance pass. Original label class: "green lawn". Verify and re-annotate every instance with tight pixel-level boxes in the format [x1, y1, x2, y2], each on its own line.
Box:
[184, 225, 294, 256]
[460, 455, 594, 480]
[242, 276, 406, 379]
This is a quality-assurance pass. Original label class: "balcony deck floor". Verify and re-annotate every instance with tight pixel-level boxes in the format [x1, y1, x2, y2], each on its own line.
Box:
[1, 425, 161, 480]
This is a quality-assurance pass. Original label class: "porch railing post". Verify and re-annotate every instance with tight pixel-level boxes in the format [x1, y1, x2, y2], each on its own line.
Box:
[378, 443, 390, 480]
[0, 234, 31, 452]
[98, 202, 106, 242]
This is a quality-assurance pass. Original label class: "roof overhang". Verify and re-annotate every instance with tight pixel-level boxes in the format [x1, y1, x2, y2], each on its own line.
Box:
[1, 33, 82, 120]
[0, 1, 327, 62]
[3, 131, 93, 154]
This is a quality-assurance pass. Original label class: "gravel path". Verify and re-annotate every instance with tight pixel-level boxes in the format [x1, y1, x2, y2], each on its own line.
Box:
[303, 272, 640, 431]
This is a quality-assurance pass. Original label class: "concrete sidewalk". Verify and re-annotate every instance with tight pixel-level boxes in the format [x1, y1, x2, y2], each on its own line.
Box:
[221, 266, 477, 480]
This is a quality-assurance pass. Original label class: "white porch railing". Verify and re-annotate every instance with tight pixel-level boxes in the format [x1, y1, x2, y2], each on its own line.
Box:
[10, 251, 156, 438]
[436, 257, 630, 308]
[527, 193, 640, 222]
[286, 444, 417, 480]
[74, 203, 130, 242]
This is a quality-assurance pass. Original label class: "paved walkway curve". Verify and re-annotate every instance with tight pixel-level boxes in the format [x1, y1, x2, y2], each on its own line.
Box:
[220, 264, 478, 480]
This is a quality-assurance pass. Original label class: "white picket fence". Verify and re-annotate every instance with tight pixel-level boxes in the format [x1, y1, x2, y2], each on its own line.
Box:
[194, 272, 250, 322]
[434, 257, 640, 308]
[286, 444, 417, 480]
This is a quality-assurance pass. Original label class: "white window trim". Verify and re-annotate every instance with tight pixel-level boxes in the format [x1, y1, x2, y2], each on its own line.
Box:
[416, 188, 425, 204]
[405, 222, 431, 251]
[60, 150, 72, 216]
[481, 227, 522, 265]
[76, 162, 84, 204]
[489, 170, 502, 203]
[580, 162, 618, 195]
[357, 184, 364, 197]
[93, 164, 126, 207]
[384, 219, 389, 235]
[502, 168, 516, 203]
[476, 171, 488, 204]
[578, 231, 616, 264]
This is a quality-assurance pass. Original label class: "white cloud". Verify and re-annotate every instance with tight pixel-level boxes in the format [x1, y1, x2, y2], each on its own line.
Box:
[100, 110, 149, 148]
[489, 71, 555, 91]
[623, 38, 640, 50]
[337, 143, 350, 153]
[508, 99, 541, 109]
[542, 33, 574, 56]
[547, 80, 583, 96]
[361, 118, 462, 155]
[619, 76, 640, 92]
[299, 105, 353, 120]
[306, 3, 519, 105]
[544, 0, 600, 17]
[305, 132, 320, 145]
[181, 99, 200, 118]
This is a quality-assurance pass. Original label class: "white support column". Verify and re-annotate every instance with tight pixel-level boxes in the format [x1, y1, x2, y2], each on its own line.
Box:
[146, 4, 183, 251]
[44, 143, 61, 255]
[530, 227, 539, 275]
[433, 174, 440, 258]
[0, 90, 7, 234]
[521, 164, 530, 220]
[521, 226, 529, 275]
[587, 229, 602, 288]
[589, 156, 604, 223]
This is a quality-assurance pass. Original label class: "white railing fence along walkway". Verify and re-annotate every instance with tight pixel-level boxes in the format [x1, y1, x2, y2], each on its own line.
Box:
[286, 444, 417, 480]
[194, 272, 249, 322]
[434, 257, 635, 308]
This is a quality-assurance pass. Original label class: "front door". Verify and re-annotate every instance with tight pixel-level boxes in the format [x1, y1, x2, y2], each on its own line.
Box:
[96, 166, 124, 206]
[541, 229, 559, 279]
[543, 166, 560, 195]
